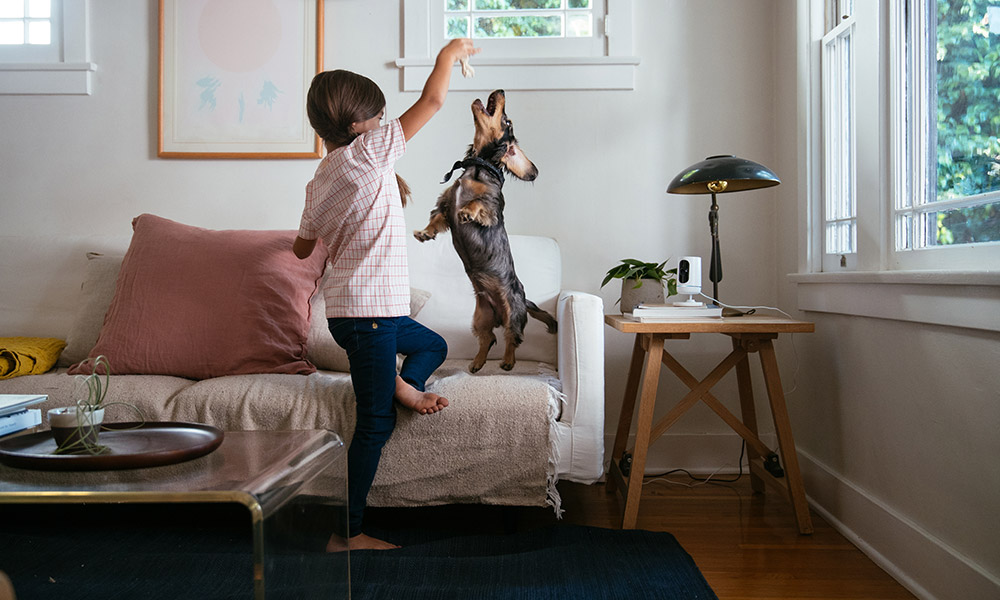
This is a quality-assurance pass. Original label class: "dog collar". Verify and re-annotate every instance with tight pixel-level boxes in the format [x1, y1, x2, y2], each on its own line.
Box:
[440, 157, 505, 188]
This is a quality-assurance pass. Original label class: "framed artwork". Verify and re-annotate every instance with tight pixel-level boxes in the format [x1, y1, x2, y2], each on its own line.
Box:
[158, 0, 323, 159]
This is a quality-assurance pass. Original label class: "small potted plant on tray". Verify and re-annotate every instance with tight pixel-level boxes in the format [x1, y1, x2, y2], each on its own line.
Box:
[47, 355, 134, 455]
[602, 258, 678, 312]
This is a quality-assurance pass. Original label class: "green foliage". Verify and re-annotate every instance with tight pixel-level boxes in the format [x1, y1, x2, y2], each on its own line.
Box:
[934, 0, 1000, 244]
[602, 259, 678, 297]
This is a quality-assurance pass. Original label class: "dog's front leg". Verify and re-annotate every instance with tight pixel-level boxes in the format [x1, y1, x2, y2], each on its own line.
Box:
[414, 209, 449, 242]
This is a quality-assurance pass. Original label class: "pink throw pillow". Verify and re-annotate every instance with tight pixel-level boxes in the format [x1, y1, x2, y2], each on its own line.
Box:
[69, 214, 328, 379]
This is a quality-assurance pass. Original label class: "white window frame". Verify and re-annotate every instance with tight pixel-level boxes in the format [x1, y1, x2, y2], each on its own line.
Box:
[793, 0, 1000, 333]
[887, 0, 1000, 270]
[0, 0, 94, 95]
[396, 0, 639, 91]
[820, 13, 858, 271]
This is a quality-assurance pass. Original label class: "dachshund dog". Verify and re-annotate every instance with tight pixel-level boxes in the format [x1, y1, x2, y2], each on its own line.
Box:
[414, 89, 557, 373]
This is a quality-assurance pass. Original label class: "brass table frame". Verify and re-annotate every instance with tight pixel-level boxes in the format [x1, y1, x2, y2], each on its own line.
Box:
[605, 314, 815, 534]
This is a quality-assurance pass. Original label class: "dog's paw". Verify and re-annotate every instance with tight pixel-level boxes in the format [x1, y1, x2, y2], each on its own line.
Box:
[468, 360, 485, 374]
[458, 205, 496, 227]
[413, 229, 435, 242]
[500, 361, 515, 371]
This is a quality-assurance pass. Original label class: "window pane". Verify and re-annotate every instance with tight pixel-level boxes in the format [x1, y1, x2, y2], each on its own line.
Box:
[28, 0, 48, 18]
[931, 0, 1000, 246]
[826, 221, 856, 254]
[0, 20, 24, 44]
[474, 0, 561, 9]
[569, 0, 590, 8]
[566, 13, 590, 37]
[27, 18, 47, 44]
[446, 16, 469, 37]
[926, 202, 1000, 246]
[0, 0, 24, 19]
[446, 0, 469, 10]
[475, 15, 561, 37]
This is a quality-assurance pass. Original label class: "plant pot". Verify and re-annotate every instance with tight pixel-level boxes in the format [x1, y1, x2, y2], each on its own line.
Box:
[48, 407, 105, 450]
[620, 278, 664, 313]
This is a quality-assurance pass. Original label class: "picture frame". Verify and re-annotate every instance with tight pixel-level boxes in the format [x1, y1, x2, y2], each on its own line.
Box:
[158, 0, 323, 159]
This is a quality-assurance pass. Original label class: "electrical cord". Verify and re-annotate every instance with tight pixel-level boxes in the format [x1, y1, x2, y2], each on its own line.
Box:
[642, 441, 746, 488]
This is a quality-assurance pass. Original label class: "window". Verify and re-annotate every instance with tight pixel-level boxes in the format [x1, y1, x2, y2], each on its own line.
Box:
[0, 0, 93, 95]
[811, 0, 999, 272]
[441, 0, 602, 58]
[820, 1, 857, 270]
[397, 0, 638, 91]
[891, 0, 1000, 268]
[0, 0, 57, 61]
[796, 0, 1000, 332]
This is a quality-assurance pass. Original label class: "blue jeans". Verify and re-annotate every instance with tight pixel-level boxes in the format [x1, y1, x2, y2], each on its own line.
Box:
[328, 316, 447, 537]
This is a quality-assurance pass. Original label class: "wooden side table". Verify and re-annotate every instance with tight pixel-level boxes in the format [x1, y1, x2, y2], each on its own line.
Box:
[604, 314, 815, 534]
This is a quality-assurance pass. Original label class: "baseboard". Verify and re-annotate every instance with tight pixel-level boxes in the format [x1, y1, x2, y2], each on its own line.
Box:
[799, 449, 1000, 600]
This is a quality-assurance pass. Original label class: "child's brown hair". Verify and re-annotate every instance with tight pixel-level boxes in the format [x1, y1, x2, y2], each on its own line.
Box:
[307, 70, 410, 205]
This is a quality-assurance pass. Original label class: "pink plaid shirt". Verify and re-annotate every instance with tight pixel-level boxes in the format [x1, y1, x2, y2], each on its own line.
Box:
[298, 119, 410, 318]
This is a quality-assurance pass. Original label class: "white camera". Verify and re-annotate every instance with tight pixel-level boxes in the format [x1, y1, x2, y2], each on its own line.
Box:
[673, 256, 704, 306]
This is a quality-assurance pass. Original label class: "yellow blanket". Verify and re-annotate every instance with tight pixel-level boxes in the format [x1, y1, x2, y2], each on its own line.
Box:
[0, 337, 66, 379]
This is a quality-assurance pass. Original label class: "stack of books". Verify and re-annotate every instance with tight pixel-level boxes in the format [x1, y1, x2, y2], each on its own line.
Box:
[0, 394, 46, 438]
[627, 303, 723, 322]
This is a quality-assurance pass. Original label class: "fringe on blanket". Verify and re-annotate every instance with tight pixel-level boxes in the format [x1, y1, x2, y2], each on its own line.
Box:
[539, 363, 565, 518]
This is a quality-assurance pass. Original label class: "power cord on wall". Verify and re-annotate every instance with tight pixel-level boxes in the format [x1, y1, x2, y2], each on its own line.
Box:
[641, 441, 747, 488]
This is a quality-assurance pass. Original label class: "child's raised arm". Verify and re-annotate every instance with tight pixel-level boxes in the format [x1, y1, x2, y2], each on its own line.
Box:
[399, 38, 479, 141]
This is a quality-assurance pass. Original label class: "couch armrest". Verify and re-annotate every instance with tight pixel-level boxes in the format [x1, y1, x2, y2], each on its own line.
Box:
[555, 290, 605, 482]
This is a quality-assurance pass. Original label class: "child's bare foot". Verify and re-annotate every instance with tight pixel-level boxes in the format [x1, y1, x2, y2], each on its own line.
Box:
[325, 532, 400, 552]
[395, 376, 449, 414]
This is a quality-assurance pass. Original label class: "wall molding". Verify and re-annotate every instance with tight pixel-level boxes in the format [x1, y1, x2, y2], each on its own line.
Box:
[799, 449, 1000, 600]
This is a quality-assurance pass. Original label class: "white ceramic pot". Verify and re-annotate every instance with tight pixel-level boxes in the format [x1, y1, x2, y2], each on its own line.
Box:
[48, 406, 105, 449]
[620, 278, 665, 313]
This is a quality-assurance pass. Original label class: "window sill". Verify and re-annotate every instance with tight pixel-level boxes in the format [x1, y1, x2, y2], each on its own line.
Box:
[0, 62, 96, 95]
[788, 271, 1000, 332]
[394, 56, 640, 91]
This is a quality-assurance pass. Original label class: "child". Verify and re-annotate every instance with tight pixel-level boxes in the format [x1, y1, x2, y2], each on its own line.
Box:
[293, 38, 480, 551]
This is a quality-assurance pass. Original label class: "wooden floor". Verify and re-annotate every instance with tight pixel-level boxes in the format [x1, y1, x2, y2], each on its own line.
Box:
[550, 477, 917, 600]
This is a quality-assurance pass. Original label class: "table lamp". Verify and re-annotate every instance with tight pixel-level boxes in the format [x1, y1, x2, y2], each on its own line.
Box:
[666, 155, 780, 314]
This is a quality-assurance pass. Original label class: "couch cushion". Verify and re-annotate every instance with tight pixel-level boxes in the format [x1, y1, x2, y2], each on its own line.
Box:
[406, 234, 560, 364]
[58, 253, 122, 367]
[69, 214, 328, 379]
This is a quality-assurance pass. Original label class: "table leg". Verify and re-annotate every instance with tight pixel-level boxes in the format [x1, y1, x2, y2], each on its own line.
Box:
[758, 338, 814, 534]
[607, 334, 647, 495]
[733, 338, 765, 494]
[622, 334, 664, 529]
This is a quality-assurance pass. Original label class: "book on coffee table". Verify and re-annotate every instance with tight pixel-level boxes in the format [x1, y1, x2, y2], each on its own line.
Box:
[0, 395, 46, 417]
[0, 409, 42, 437]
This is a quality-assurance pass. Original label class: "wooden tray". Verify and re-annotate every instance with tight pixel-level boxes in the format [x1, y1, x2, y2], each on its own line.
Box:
[0, 422, 224, 471]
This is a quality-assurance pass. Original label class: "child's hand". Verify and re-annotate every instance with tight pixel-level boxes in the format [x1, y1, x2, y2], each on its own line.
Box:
[440, 38, 480, 65]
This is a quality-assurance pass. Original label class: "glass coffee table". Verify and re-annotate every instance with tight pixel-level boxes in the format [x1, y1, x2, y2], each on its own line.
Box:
[0, 428, 348, 599]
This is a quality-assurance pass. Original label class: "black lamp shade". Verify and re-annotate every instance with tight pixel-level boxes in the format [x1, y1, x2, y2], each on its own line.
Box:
[667, 154, 780, 195]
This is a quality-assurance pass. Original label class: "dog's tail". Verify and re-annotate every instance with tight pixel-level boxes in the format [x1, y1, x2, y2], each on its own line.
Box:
[526, 300, 558, 334]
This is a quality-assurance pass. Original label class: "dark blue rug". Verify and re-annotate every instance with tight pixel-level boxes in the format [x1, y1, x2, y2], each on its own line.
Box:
[0, 504, 717, 600]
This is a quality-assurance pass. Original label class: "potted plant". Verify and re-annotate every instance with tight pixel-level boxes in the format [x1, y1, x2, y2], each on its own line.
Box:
[602, 258, 678, 312]
[48, 355, 112, 454]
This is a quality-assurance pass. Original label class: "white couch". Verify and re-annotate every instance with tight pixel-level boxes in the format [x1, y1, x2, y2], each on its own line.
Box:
[0, 234, 605, 511]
